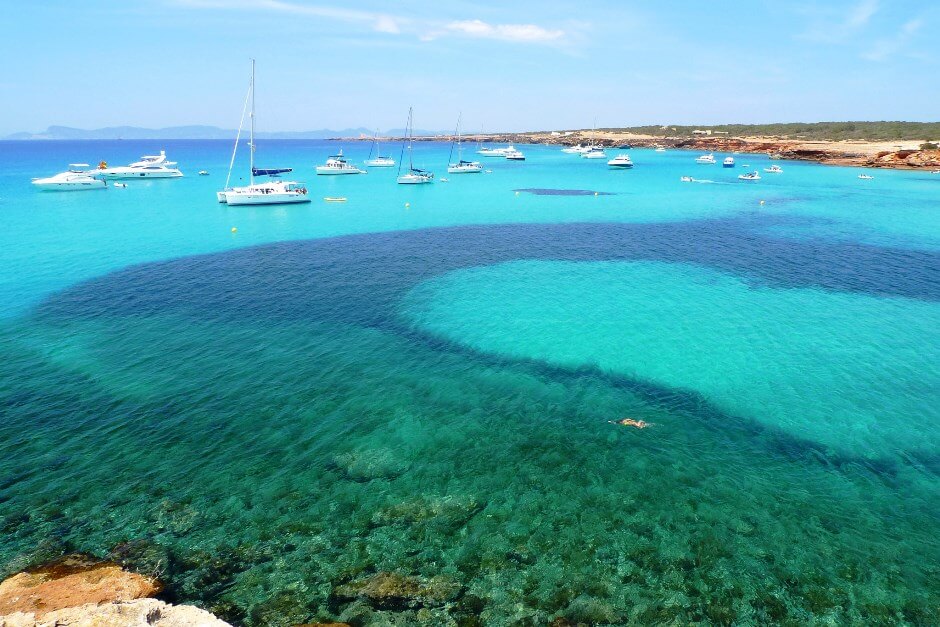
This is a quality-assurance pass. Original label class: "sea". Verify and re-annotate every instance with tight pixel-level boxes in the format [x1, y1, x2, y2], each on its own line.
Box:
[0, 139, 937, 625]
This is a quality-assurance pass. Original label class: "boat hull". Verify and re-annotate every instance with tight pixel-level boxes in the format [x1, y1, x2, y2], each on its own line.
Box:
[97, 169, 183, 179]
[32, 179, 106, 191]
[315, 167, 363, 175]
[364, 159, 395, 167]
[397, 175, 433, 184]
[224, 192, 312, 205]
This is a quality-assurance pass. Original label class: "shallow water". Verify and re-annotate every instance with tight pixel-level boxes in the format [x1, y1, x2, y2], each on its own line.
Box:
[0, 140, 938, 625]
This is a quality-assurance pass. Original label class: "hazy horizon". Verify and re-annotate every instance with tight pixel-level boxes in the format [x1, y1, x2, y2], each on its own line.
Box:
[6, 1, 939, 136]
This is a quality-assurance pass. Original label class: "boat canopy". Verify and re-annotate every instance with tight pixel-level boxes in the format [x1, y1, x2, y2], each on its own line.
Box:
[252, 167, 293, 177]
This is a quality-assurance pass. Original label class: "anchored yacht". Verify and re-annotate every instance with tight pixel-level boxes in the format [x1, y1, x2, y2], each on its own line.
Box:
[723, 156, 735, 168]
[97, 151, 182, 179]
[32, 164, 107, 191]
[608, 154, 634, 168]
[397, 107, 434, 184]
[581, 147, 607, 159]
[695, 154, 716, 164]
[504, 147, 526, 161]
[364, 131, 395, 167]
[447, 115, 484, 173]
[316, 151, 364, 175]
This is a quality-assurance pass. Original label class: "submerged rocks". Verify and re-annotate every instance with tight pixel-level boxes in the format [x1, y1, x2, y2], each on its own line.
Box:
[331, 448, 410, 482]
[371, 494, 483, 529]
[0, 554, 161, 618]
[332, 572, 462, 611]
[0, 598, 231, 626]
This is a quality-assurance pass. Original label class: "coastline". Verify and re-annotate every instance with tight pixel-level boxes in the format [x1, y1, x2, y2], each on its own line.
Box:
[340, 131, 940, 170]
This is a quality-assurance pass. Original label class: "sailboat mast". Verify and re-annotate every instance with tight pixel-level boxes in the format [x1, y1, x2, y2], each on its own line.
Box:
[249, 58, 255, 185]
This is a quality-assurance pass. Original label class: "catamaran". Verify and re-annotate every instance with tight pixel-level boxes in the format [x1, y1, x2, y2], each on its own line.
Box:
[217, 60, 309, 205]
[447, 114, 483, 173]
[32, 164, 107, 191]
[397, 107, 434, 184]
[364, 130, 395, 167]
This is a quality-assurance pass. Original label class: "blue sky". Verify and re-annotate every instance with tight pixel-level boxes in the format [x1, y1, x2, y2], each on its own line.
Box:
[4, 0, 938, 134]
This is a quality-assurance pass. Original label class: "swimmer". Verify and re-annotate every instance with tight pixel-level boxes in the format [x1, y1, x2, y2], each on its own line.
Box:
[608, 418, 651, 429]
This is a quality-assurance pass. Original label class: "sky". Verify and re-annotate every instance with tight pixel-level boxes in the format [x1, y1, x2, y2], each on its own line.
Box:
[2, 0, 938, 134]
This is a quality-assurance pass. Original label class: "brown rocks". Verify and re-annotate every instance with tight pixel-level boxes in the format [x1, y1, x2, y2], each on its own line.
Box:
[0, 554, 161, 618]
[332, 572, 462, 610]
[0, 598, 232, 626]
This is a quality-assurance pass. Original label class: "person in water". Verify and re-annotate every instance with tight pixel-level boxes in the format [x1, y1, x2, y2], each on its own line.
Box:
[608, 418, 651, 429]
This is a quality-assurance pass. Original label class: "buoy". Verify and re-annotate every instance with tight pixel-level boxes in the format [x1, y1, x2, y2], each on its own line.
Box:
[515, 191, 519, 196]
[231, 227, 237, 233]
[760, 200, 765, 205]
[405, 202, 410, 208]
[594, 192, 599, 196]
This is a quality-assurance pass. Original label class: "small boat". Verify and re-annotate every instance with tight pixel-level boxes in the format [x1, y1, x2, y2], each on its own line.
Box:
[769, 153, 782, 160]
[655, 146, 666, 152]
[113, 182, 127, 188]
[932, 169, 940, 174]
[31, 164, 107, 191]
[364, 130, 396, 167]
[447, 115, 484, 173]
[695, 154, 716, 164]
[397, 107, 434, 184]
[581, 147, 607, 159]
[198, 170, 209, 176]
[723, 156, 735, 168]
[504, 148, 526, 161]
[97, 151, 183, 179]
[316, 150, 364, 175]
[608, 154, 633, 168]
[680, 176, 694, 182]
[477, 145, 513, 157]
[858, 174, 874, 180]
[324, 197, 347, 202]
[764, 165, 783, 173]
[217, 60, 310, 205]
[738, 170, 761, 181]
[617, 144, 632, 150]
[561, 144, 590, 154]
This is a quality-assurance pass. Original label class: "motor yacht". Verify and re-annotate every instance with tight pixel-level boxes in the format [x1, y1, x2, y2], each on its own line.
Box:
[477, 145, 512, 157]
[562, 144, 590, 154]
[32, 164, 107, 191]
[680, 176, 694, 182]
[316, 151, 365, 175]
[723, 156, 735, 168]
[97, 151, 182, 179]
[655, 146, 666, 152]
[504, 148, 526, 161]
[217, 60, 310, 205]
[608, 154, 633, 168]
[695, 154, 716, 164]
[858, 174, 874, 180]
[738, 170, 761, 181]
[581, 147, 607, 159]
[764, 165, 783, 173]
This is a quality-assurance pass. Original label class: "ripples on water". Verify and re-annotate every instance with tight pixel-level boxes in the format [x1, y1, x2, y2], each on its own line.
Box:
[1, 215, 938, 625]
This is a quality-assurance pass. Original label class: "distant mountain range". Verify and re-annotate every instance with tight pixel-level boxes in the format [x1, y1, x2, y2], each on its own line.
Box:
[3, 125, 446, 140]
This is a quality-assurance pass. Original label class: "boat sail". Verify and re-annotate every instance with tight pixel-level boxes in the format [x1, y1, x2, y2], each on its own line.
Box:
[447, 114, 483, 174]
[365, 130, 395, 167]
[397, 107, 434, 184]
[217, 59, 309, 205]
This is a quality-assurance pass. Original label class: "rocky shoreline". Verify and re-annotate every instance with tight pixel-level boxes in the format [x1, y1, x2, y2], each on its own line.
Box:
[343, 131, 940, 171]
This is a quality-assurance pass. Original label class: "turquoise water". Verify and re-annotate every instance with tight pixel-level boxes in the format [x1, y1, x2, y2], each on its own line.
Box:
[0, 140, 938, 625]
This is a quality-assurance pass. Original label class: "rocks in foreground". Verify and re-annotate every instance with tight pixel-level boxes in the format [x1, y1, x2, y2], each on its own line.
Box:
[0, 598, 231, 627]
[0, 553, 230, 627]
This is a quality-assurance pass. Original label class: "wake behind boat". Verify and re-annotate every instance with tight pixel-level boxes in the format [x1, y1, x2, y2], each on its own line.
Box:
[217, 60, 309, 205]
[32, 164, 107, 191]
[97, 151, 182, 179]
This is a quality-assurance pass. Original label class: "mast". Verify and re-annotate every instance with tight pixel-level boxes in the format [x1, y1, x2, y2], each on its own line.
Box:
[249, 58, 255, 185]
[398, 108, 410, 176]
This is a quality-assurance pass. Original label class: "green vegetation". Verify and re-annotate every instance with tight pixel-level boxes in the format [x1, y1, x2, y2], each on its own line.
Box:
[594, 122, 940, 142]
[920, 142, 938, 150]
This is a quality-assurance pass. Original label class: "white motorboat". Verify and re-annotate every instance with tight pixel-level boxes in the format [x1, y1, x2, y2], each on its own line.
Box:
[562, 144, 591, 154]
[723, 156, 735, 168]
[97, 151, 183, 179]
[738, 170, 761, 181]
[655, 146, 666, 152]
[217, 60, 310, 205]
[477, 145, 512, 157]
[364, 130, 396, 167]
[764, 165, 783, 173]
[504, 147, 526, 161]
[608, 154, 633, 168]
[397, 107, 434, 184]
[31, 164, 106, 191]
[695, 154, 716, 164]
[581, 147, 607, 159]
[858, 174, 874, 180]
[680, 176, 694, 182]
[316, 150, 364, 175]
[447, 115, 483, 173]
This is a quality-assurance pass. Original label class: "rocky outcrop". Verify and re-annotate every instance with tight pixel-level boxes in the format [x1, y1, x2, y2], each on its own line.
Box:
[331, 572, 462, 611]
[0, 554, 231, 626]
[0, 598, 231, 626]
[0, 554, 161, 618]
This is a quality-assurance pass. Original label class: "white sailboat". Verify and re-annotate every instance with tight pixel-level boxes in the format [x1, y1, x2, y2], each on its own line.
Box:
[217, 59, 310, 205]
[448, 114, 483, 174]
[364, 130, 395, 167]
[397, 107, 434, 184]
